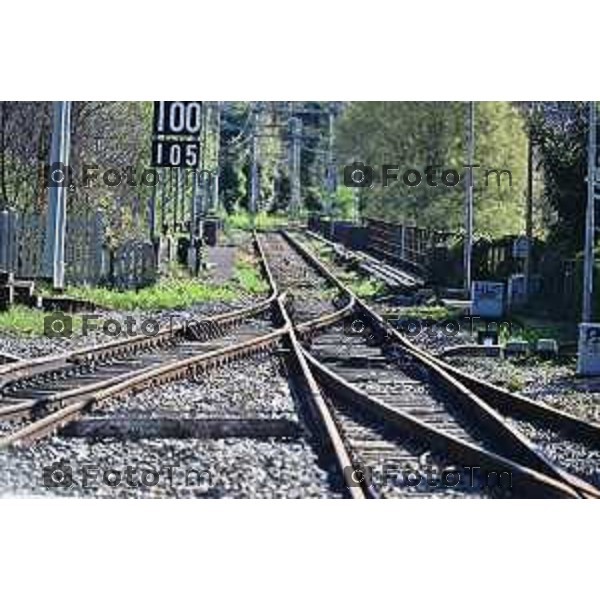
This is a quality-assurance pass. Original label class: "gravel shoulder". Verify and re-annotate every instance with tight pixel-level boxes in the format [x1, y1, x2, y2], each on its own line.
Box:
[0, 353, 346, 498]
[444, 355, 600, 425]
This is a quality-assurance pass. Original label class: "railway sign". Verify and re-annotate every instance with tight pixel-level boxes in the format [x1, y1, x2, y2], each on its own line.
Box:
[153, 101, 202, 136]
[577, 323, 600, 375]
[471, 281, 504, 318]
[152, 101, 203, 167]
[152, 139, 199, 168]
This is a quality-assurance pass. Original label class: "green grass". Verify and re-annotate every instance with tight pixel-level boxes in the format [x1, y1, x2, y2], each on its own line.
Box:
[506, 373, 525, 392]
[508, 317, 576, 344]
[0, 306, 83, 336]
[223, 211, 288, 232]
[233, 254, 269, 295]
[0, 252, 269, 335]
[62, 248, 270, 311]
[347, 278, 384, 298]
[65, 278, 238, 311]
[0, 306, 47, 335]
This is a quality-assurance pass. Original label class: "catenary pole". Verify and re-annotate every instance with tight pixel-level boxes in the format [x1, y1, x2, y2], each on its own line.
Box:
[464, 101, 474, 296]
[43, 101, 72, 290]
[327, 103, 337, 237]
[250, 104, 259, 229]
[582, 101, 597, 322]
[290, 116, 301, 221]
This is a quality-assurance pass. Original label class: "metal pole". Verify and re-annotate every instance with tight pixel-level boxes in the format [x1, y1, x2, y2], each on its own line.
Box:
[160, 167, 167, 233]
[250, 107, 259, 229]
[524, 126, 534, 300]
[290, 116, 301, 221]
[582, 101, 597, 322]
[43, 101, 72, 290]
[180, 168, 186, 230]
[172, 168, 177, 231]
[464, 101, 474, 296]
[198, 102, 209, 224]
[213, 101, 221, 214]
[191, 168, 198, 239]
[149, 189, 156, 240]
[327, 104, 337, 237]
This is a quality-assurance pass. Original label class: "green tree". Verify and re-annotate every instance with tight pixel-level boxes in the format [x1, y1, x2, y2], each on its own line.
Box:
[335, 101, 528, 238]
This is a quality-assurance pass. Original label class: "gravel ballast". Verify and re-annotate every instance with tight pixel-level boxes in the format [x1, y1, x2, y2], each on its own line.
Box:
[0, 437, 341, 498]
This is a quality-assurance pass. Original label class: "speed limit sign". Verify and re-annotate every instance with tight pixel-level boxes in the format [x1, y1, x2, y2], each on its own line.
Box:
[152, 101, 203, 167]
[152, 139, 199, 167]
[153, 101, 202, 136]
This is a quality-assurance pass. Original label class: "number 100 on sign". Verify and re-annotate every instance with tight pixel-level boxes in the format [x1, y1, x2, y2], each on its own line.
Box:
[153, 101, 202, 135]
[152, 140, 199, 167]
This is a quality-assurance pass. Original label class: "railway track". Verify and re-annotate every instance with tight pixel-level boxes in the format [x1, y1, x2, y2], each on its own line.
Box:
[0, 240, 361, 498]
[275, 229, 600, 498]
[304, 229, 422, 290]
[2, 228, 599, 498]
[0, 299, 276, 433]
[258, 232, 352, 326]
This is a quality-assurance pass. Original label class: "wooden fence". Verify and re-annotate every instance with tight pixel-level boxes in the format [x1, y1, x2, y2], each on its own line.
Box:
[0, 208, 157, 288]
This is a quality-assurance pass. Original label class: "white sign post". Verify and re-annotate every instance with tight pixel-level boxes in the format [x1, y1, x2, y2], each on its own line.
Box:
[577, 323, 600, 376]
[471, 281, 505, 318]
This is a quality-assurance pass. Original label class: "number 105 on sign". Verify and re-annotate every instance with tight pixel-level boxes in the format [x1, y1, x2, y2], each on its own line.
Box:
[152, 140, 199, 167]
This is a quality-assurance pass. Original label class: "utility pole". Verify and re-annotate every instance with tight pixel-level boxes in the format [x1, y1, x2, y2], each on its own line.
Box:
[290, 116, 302, 221]
[326, 103, 337, 237]
[582, 100, 597, 323]
[464, 101, 474, 297]
[178, 168, 185, 230]
[577, 101, 599, 376]
[43, 101, 72, 290]
[212, 101, 221, 214]
[198, 103, 210, 222]
[524, 125, 534, 300]
[161, 167, 169, 236]
[172, 168, 178, 231]
[250, 105, 259, 229]
[186, 164, 198, 273]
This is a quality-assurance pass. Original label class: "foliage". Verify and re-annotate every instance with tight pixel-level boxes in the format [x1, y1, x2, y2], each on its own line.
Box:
[526, 101, 589, 255]
[220, 102, 286, 215]
[347, 277, 384, 298]
[335, 101, 529, 237]
[331, 185, 355, 220]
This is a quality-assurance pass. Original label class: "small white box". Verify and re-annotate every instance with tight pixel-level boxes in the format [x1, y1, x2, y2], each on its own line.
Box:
[577, 323, 600, 376]
[471, 281, 504, 318]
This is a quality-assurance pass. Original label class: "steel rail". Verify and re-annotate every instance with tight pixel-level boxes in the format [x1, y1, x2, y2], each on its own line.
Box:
[301, 227, 600, 444]
[304, 351, 579, 498]
[282, 229, 600, 498]
[254, 231, 366, 499]
[2, 234, 365, 500]
[0, 241, 282, 437]
[0, 327, 286, 448]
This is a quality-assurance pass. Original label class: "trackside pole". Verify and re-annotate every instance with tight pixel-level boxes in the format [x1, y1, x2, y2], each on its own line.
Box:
[464, 101, 474, 298]
[43, 101, 72, 290]
[577, 101, 600, 376]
